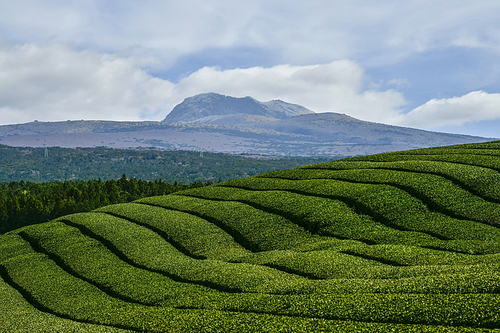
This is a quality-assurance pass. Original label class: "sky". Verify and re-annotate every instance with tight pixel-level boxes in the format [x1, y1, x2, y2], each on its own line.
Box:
[1, 1, 500, 138]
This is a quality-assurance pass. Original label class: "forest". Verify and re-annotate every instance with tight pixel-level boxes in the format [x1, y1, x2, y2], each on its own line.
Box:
[0, 144, 332, 183]
[0, 175, 211, 234]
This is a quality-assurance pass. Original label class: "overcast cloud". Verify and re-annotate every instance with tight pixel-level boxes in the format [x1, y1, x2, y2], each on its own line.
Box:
[0, 1, 500, 137]
[0, 43, 175, 124]
[0, 44, 406, 124]
[401, 91, 500, 128]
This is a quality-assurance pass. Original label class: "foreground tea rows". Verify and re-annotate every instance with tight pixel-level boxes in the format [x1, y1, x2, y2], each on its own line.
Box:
[1, 141, 500, 332]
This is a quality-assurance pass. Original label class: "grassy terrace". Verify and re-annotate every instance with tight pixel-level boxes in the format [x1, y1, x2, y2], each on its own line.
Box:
[1, 140, 500, 332]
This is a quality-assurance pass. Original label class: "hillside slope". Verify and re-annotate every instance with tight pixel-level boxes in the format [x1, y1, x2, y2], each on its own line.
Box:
[2, 140, 500, 331]
[0, 93, 494, 156]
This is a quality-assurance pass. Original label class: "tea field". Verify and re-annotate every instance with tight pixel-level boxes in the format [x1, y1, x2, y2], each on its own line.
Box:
[2, 141, 500, 332]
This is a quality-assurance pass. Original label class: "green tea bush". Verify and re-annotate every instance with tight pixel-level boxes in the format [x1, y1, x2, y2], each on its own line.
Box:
[302, 160, 500, 201]
[55, 212, 312, 294]
[95, 203, 249, 261]
[349, 150, 500, 171]
[4, 234, 500, 329]
[137, 195, 316, 251]
[272, 168, 500, 227]
[2, 140, 500, 332]
[0, 273, 133, 332]
[179, 185, 456, 248]
[13, 222, 213, 306]
[222, 176, 500, 245]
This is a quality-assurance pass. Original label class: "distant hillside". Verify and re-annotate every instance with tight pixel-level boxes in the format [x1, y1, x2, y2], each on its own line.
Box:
[163, 92, 314, 123]
[2, 140, 500, 331]
[0, 93, 495, 156]
[251, 112, 478, 146]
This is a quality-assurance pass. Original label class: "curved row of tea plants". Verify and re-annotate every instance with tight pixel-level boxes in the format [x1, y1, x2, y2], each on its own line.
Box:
[1, 140, 500, 332]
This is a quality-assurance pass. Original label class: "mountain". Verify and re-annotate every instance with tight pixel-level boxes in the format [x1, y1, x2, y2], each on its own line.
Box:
[250, 112, 473, 146]
[0, 94, 496, 156]
[2, 141, 500, 331]
[163, 92, 314, 123]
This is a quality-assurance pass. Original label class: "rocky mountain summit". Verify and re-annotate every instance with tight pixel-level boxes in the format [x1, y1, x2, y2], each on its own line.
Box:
[163, 93, 314, 123]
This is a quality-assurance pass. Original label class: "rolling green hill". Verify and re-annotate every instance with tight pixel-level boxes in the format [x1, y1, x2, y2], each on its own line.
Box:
[1, 140, 500, 332]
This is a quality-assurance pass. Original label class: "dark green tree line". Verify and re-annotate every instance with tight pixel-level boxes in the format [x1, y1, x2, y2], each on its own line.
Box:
[0, 175, 211, 234]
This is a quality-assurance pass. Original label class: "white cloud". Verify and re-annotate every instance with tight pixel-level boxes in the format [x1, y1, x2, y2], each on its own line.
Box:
[2, 1, 500, 138]
[399, 91, 500, 128]
[0, 44, 408, 125]
[0, 43, 175, 124]
[387, 78, 410, 88]
[175, 62, 407, 123]
[2, 42, 499, 135]
[2, 1, 500, 66]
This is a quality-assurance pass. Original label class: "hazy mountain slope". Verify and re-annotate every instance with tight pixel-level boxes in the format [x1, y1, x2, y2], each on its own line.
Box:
[0, 94, 495, 156]
[252, 112, 481, 146]
[2, 140, 500, 331]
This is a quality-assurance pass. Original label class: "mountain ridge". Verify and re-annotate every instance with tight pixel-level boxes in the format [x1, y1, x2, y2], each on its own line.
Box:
[163, 92, 314, 123]
[0, 93, 496, 156]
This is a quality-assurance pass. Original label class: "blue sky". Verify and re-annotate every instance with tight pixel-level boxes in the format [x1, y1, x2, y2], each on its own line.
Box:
[1, 0, 500, 138]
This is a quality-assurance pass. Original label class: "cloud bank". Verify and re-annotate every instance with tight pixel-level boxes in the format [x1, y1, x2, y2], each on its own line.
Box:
[1, 42, 500, 136]
[401, 91, 500, 128]
[1, 1, 500, 137]
[0, 43, 175, 124]
[2, 1, 500, 64]
[174, 61, 407, 123]
[0, 43, 406, 125]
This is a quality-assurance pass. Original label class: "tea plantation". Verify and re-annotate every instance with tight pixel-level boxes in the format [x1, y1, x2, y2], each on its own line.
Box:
[2, 141, 500, 332]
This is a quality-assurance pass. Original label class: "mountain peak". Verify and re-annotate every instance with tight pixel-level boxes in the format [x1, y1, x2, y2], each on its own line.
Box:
[163, 93, 314, 123]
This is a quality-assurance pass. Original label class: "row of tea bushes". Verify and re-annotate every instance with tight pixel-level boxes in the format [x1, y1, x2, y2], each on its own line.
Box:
[57, 212, 310, 294]
[95, 203, 249, 261]
[268, 168, 500, 226]
[303, 160, 500, 201]
[4, 231, 500, 328]
[0, 275, 132, 332]
[178, 185, 500, 254]
[220, 177, 500, 245]
[137, 195, 316, 251]
[2, 140, 500, 331]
